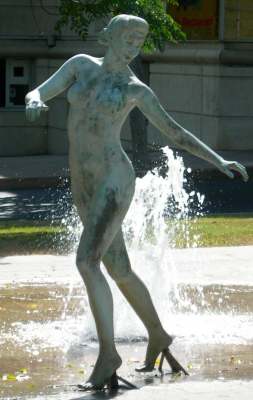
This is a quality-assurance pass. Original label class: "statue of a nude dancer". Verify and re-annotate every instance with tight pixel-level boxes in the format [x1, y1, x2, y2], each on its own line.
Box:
[25, 14, 248, 391]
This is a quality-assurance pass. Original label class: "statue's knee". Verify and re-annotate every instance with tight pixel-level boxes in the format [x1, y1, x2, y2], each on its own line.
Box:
[76, 257, 86, 274]
[76, 255, 94, 279]
[107, 265, 132, 285]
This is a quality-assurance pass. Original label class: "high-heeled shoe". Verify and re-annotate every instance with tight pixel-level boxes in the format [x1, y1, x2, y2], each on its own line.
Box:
[135, 348, 189, 376]
[159, 348, 189, 375]
[77, 372, 137, 391]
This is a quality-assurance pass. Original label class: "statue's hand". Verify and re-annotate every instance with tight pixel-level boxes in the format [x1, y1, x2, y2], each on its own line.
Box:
[25, 100, 48, 122]
[218, 160, 248, 182]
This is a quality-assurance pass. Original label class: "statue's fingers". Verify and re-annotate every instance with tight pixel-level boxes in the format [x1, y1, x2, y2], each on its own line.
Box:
[225, 168, 234, 179]
[231, 163, 248, 182]
[41, 104, 49, 112]
[30, 110, 37, 122]
[26, 108, 34, 121]
[220, 164, 234, 179]
[35, 109, 41, 119]
[26, 108, 38, 122]
[35, 108, 41, 119]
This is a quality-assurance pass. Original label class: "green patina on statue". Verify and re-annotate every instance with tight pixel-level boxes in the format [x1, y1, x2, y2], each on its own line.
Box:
[25, 14, 248, 391]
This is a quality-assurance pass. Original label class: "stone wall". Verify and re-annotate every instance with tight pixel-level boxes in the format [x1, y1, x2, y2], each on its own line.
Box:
[1, 1, 253, 156]
[0, 0, 132, 157]
[145, 42, 253, 151]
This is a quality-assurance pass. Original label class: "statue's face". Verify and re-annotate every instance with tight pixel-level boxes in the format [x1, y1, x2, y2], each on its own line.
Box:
[111, 29, 147, 64]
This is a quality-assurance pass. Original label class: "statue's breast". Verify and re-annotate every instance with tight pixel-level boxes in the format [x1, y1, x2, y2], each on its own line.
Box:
[94, 83, 127, 115]
[67, 74, 128, 116]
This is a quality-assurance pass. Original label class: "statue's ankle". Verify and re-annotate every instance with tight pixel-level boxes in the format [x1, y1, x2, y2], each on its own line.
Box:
[148, 328, 173, 345]
[99, 346, 121, 360]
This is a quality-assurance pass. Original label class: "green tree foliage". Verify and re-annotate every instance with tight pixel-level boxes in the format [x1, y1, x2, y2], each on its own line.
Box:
[55, 0, 186, 52]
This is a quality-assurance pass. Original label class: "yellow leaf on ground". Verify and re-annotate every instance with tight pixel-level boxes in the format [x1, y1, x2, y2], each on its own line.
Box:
[7, 374, 17, 381]
[19, 368, 28, 374]
[27, 383, 36, 389]
[29, 304, 38, 309]
[173, 372, 182, 379]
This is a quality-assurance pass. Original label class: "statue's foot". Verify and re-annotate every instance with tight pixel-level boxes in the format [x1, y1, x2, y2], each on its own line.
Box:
[135, 330, 173, 372]
[159, 348, 189, 376]
[78, 350, 122, 391]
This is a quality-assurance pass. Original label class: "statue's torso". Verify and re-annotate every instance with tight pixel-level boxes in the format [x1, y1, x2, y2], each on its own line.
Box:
[66, 56, 137, 195]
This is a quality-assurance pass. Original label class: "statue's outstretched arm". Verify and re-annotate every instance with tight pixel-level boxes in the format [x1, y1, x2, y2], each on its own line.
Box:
[137, 85, 248, 182]
[25, 55, 78, 121]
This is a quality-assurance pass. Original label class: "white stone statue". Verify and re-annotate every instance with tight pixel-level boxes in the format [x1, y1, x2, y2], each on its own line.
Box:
[25, 14, 248, 391]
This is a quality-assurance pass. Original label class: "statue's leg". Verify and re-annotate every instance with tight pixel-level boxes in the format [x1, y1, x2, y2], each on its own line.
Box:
[75, 182, 134, 388]
[103, 229, 173, 368]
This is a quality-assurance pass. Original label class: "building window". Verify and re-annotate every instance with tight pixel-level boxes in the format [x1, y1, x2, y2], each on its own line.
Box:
[0, 59, 31, 108]
[14, 66, 25, 77]
[168, 0, 219, 40]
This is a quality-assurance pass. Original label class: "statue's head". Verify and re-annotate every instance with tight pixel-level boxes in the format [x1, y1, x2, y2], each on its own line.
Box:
[99, 14, 149, 63]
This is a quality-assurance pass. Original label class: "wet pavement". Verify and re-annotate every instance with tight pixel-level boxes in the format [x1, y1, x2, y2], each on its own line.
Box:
[0, 247, 253, 399]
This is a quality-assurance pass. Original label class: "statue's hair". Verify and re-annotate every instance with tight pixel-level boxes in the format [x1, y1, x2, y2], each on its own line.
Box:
[98, 14, 149, 46]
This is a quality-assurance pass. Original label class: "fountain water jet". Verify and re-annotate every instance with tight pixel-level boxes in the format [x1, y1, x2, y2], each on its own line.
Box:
[58, 147, 206, 345]
[14, 148, 251, 354]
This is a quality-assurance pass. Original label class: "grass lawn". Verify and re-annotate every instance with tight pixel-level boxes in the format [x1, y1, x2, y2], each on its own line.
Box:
[0, 215, 253, 256]
[174, 215, 253, 248]
[0, 221, 73, 256]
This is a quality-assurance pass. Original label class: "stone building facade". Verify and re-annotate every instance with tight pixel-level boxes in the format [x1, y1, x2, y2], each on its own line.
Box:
[0, 0, 253, 159]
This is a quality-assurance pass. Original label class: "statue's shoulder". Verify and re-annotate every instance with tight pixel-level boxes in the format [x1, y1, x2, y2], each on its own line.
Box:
[128, 73, 152, 97]
[67, 54, 100, 71]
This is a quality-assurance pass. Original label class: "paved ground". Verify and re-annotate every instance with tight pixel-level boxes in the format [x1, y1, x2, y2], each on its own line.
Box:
[1, 246, 253, 285]
[0, 151, 253, 398]
[0, 155, 71, 221]
[24, 381, 253, 400]
[0, 188, 72, 221]
[1, 247, 253, 399]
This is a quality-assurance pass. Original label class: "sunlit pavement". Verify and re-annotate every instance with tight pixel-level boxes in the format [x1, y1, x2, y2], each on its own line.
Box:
[1, 247, 253, 399]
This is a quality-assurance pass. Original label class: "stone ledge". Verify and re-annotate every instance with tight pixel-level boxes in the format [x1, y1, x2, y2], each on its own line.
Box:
[0, 155, 69, 189]
[0, 151, 252, 190]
